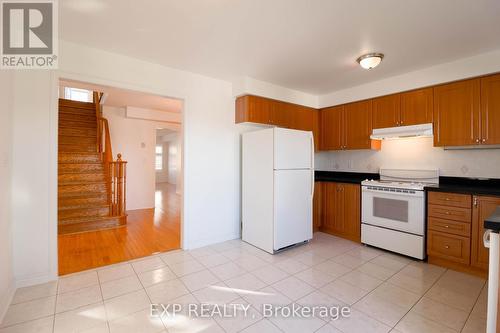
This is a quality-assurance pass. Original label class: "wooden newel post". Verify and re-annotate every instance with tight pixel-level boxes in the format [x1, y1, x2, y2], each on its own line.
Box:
[116, 153, 127, 215]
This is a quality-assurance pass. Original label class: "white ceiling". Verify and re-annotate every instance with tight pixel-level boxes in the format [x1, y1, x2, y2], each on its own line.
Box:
[60, 0, 500, 94]
[60, 79, 183, 113]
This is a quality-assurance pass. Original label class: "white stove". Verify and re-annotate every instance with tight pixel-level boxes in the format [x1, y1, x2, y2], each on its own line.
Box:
[361, 179, 432, 191]
[361, 169, 439, 259]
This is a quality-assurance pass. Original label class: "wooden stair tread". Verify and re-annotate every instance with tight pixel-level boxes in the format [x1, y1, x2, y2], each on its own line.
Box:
[58, 190, 107, 197]
[58, 215, 121, 225]
[59, 180, 108, 186]
[58, 169, 105, 174]
[58, 136, 97, 143]
[58, 147, 98, 153]
[59, 110, 96, 117]
[59, 120, 96, 124]
[59, 99, 95, 109]
[58, 204, 109, 211]
[58, 171, 105, 176]
[59, 126, 97, 130]
[58, 152, 101, 163]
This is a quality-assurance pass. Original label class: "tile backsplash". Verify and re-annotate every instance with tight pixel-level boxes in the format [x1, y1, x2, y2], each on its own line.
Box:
[315, 137, 500, 179]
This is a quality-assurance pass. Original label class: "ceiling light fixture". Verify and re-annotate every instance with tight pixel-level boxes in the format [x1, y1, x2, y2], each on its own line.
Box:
[357, 53, 384, 70]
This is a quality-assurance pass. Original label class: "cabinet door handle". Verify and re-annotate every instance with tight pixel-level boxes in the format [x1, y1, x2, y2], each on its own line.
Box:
[475, 138, 480, 143]
[444, 225, 449, 228]
[445, 211, 450, 215]
[474, 197, 478, 207]
[482, 138, 486, 143]
[445, 198, 450, 201]
[444, 245, 450, 249]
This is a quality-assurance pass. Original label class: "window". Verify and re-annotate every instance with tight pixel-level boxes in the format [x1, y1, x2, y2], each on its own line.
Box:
[155, 145, 163, 170]
[64, 87, 92, 102]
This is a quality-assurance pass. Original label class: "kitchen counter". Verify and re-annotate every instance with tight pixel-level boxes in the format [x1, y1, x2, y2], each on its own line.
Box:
[315, 171, 379, 184]
[484, 207, 500, 232]
[424, 176, 500, 196]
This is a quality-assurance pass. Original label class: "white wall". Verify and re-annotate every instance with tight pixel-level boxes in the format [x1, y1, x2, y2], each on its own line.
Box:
[10, 70, 58, 287]
[315, 137, 500, 179]
[104, 106, 169, 210]
[0, 72, 15, 321]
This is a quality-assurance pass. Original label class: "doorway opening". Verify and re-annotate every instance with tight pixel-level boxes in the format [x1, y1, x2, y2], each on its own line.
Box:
[57, 79, 183, 275]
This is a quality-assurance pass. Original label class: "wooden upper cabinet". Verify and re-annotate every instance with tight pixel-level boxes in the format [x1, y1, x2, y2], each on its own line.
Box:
[344, 100, 373, 149]
[320, 105, 343, 150]
[311, 109, 320, 151]
[271, 101, 294, 128]
[433, 79, 480, 147]
[235, 95, 318, 147]
[235, 95, 273, 124]
[400, 87, 433, 126]
[480, 74, 500, 145]
[372, 94, 400, 129]
[291, 105, 314, 130]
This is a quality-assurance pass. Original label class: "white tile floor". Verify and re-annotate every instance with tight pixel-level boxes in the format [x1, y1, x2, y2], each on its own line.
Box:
[0, 232, 487, 333]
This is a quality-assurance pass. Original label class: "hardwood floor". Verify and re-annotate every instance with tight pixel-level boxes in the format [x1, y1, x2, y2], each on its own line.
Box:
[58, 182, 181, 275]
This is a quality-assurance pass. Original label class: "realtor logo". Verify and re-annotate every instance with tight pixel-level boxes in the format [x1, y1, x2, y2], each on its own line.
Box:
[1, 0, 58, 69]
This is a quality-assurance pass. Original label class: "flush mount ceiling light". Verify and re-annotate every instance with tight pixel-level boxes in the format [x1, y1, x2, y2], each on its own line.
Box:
[357, 53, 384, 70]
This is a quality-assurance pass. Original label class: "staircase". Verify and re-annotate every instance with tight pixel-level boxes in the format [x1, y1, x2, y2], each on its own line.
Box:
[58, 97, 127, 234]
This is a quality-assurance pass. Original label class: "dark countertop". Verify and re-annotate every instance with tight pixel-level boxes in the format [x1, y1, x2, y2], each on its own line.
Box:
[315, 171, 379, 184]
[484, 207, 500, 233]
[315, 171, 500, 195]
[424, 176, 500, 197]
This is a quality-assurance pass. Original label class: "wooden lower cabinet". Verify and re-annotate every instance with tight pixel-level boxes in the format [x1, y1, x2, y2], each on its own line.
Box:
[427, 191, 500, 277]
[427, 230, 470, 265]
[471, 195, 500, 270]
[313, 182, 323, 232]
[318, 182, 360, 242]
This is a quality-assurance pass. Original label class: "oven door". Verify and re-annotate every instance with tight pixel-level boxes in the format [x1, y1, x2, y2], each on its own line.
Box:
[362, 186, 425, 236]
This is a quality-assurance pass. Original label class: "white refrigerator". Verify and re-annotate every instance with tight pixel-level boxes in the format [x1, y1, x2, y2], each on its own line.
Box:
[242, 127, 314, 254]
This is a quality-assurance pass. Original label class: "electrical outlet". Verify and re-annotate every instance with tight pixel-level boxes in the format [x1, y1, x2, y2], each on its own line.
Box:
[348, 160, 353, 169]
[460, 165, 469, 175]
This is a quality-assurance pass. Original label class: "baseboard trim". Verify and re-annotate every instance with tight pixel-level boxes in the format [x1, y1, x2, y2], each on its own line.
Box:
[0, 280, 16, 324]
[186, 232, 240, 250]
[15, 272, 57, 289]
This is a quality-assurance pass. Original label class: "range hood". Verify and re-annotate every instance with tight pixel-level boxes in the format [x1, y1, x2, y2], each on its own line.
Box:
[370, 123, 433, 140]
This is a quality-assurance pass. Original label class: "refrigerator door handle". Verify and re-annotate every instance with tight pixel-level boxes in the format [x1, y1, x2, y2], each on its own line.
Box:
[311, 134, 315, 197]
[484, 229, 492, 248]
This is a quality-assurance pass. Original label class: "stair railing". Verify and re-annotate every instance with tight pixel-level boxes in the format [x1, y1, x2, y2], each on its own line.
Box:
[93, 91, 128, 218]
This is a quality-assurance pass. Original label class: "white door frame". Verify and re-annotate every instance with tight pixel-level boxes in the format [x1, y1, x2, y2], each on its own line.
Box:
[49, 70, 186, 277]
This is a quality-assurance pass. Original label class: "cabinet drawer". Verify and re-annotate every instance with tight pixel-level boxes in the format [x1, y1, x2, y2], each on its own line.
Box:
[427, 230, 470, 264]
[428, 192, 471, 208]
[428, 204, 471, 223]
[428, 217, 471, 237]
